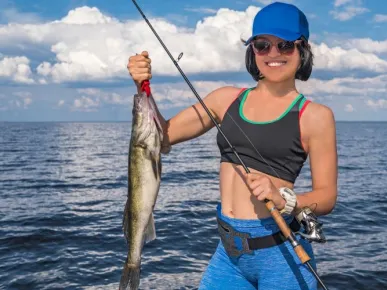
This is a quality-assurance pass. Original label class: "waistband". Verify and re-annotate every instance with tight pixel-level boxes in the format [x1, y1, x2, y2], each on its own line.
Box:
[216, 203, 294, 238]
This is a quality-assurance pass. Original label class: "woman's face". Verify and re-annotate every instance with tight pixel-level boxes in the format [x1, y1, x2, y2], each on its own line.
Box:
[251, 34, 301, 83]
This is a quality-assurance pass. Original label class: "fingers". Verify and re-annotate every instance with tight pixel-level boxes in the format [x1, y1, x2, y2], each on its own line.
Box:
[249, 181, 268, 200]
[127, 56, 151, 69]
[127, 51, 152, 84]
[243, 172, 283, 206]
[127, 66, 152, 80]
[128, 60, 151, 69]
[251, 184, 265, 200]
[128, 67, 151, 74]
[244, 174, 272, 201]
[141, 50, 149, 58]
[128, 51, 151, 64]
[130, 73, 152, 82]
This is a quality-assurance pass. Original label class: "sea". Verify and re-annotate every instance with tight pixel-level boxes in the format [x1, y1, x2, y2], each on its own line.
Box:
[0, 121, 386, 290]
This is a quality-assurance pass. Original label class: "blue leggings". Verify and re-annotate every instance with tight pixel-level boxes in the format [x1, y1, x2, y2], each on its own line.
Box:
[199, 204, 318, 290]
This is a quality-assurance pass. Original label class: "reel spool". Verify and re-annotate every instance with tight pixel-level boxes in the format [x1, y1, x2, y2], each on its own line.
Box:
[295, 207, 327, 243]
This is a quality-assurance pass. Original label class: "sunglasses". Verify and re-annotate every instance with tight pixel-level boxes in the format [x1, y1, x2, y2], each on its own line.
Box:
[251, 39, 299, 56]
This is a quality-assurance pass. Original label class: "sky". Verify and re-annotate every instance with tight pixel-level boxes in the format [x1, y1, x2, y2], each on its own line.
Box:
[0, 0, 387, 122]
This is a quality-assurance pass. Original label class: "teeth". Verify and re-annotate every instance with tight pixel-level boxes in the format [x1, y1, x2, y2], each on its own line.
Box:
[267, 62, 286, 67]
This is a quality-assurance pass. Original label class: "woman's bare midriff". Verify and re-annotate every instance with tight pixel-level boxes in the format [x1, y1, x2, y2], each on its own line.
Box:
[219, 162, 295, 219]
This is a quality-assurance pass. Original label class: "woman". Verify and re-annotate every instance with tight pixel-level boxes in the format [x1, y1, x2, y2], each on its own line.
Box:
[127, 2, 337, 289]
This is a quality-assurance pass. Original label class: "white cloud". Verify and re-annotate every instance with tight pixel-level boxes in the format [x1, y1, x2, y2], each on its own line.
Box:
[184, 7, 218, 14]
[10, 91, 33, 109]
[60, 6, 115, 25]
[366, 99, 387, 110]
[312, 42, 387, 72]
[0, 6, 129, 83]
[0, 8, 41, 24]
[0, 5, 260, 82]
[296, 74, 387, 98]
[150, 80, 238, 109]
[0, 5, 386, 85]
[77, 88, 101, 96]
[2, 94, 32, 110]
[330, 6, 369, 21]
[341, 38, 387, 54]
[72, 96, 100, 112]
[330, 0, 369, 21]
[0, 56, 34, 83]
[334, 0, 352, 7]
[77, 88, 128, 105]
[344, 104, 355, 112]
[23, 97, 32, 108]
[374, 14, 387, 23]
[57, 87, 130, 112]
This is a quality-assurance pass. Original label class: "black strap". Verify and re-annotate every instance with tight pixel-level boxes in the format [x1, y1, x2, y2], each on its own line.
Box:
[247, 218, 301, 250]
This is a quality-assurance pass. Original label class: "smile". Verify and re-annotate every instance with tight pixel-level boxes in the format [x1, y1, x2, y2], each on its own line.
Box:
[265, 61, 287, 67]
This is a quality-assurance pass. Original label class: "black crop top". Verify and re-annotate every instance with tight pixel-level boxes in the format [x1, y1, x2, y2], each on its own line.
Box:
[216, 87, 310, 183]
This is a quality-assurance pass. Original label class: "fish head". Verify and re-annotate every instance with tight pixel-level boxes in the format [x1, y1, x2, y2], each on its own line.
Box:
[131, 92, 164, 153]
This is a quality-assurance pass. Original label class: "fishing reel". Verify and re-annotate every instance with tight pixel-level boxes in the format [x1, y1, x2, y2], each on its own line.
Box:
[294, 207, 327, 243]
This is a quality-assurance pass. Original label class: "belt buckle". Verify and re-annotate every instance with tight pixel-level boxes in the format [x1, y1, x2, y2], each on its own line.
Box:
[217, 217, 254, 258]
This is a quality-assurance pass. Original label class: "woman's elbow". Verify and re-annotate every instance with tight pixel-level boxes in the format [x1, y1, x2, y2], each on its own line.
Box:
[322, 187, 338, 215]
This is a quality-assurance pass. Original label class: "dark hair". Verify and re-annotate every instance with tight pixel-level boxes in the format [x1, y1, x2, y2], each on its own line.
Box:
[243, 37, 314, 82]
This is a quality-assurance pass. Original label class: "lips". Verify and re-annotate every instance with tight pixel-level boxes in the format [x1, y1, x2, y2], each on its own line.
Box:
[265, 61, 287, 67]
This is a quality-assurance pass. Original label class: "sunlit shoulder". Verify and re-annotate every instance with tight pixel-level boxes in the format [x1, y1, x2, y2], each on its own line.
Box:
[301, 101, 336, 137]
[204, 86, 247, 122]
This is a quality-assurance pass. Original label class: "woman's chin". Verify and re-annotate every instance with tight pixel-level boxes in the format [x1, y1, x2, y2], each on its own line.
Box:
[260, 73, 295, 83]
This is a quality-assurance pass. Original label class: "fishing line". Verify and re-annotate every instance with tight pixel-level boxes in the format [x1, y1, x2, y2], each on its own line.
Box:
[130, 1, 329, 289]
[225, 111, 282, 180]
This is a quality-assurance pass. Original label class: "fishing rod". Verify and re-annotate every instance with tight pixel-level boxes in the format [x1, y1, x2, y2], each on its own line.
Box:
[130, 1, 328, 289]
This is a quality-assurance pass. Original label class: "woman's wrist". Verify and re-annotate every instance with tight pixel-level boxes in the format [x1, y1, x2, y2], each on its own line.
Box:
[277, 187, 298, 215]
[273, 190, 287, 210]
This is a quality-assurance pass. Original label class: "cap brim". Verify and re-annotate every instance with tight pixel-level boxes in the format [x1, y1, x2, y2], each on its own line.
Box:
[244, 30, 301, 46]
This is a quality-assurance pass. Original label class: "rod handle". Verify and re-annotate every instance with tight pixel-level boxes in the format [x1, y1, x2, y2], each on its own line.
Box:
[265, 200, 310, 263]
[294, 245, 310, 264]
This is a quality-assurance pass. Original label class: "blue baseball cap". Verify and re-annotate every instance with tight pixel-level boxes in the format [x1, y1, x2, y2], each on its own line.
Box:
[245, 2, 309, 45]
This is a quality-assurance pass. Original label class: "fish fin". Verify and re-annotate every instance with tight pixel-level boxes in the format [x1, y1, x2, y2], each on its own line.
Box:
[144, 213, 156, 243]
[150, 153, 161, 181]
[119, 263, 140, 290]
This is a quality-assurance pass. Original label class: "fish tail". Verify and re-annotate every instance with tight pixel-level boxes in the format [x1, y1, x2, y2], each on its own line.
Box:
[119, 263, 141, 290]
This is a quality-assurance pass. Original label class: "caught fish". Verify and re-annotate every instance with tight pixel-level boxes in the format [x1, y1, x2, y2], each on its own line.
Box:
[119, 88, 170, 290]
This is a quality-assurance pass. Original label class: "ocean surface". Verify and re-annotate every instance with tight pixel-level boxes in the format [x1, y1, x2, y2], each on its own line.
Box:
[0, 121, 386, 290]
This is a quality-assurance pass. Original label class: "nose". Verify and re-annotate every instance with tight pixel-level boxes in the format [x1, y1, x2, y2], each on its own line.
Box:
[267, 43, 281, 58]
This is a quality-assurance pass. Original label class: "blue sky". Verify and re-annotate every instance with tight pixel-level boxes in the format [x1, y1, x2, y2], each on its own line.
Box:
[1, 0, 387, 121]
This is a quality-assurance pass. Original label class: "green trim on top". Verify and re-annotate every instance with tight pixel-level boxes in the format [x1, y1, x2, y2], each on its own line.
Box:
[298, 97, 306, 110]
[239, 89, 304, 125]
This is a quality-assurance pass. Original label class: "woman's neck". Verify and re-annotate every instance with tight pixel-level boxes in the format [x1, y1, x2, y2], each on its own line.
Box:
[254, 78, 297, 98]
